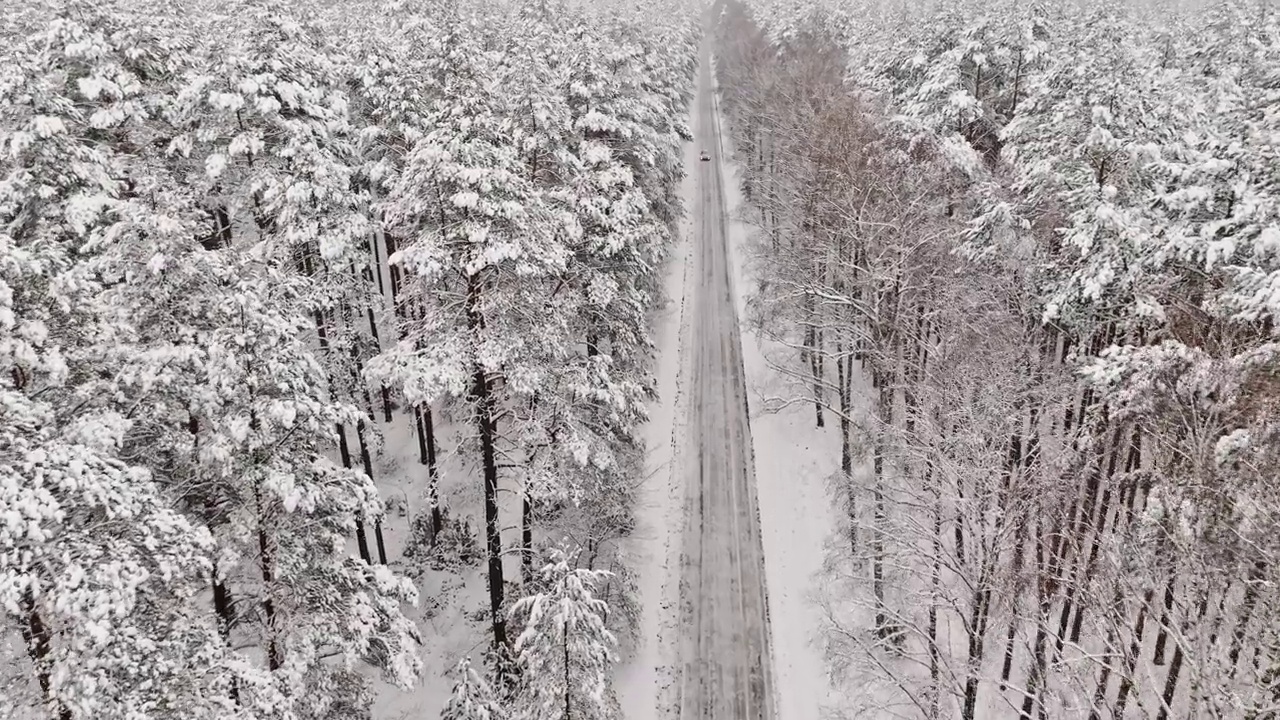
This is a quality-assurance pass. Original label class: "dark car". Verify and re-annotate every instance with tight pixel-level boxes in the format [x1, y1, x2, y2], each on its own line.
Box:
[699, 150, 710, 161]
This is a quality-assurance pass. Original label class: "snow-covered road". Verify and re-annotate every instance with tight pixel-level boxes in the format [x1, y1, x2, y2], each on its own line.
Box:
[673, 39, 776, 720]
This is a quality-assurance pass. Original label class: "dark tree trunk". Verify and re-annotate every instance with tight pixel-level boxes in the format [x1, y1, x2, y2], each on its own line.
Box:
[338, 423, 372, 564]
[1228, 559, 1267, 674]
[1087, 587, 1123, 720]
[872, 379, 889, 636]
[342, 297, 388, 566]
[1155, 617, 1189, 720]
[1153, 576, 1175, 665]
[929, 454, 942, 720]
[386, 232, 404, 321]
[522, 490, 534, 584]
[563, 622, 572, 720]
[202, 205, 233, 251]
[416, 406, 443, 536]
[802, 288, 824, 428]
[211, 561, 241, 704]
[313, 304, 372, 564]
[962, 558, 994, 720]
[469, 273, 508, 649]
[954, 471, 967, 566]
[347, 259, 393, 424]
[211, 562, 235, 642]
[366, 222, 385, 295]
[20, 589, 72, 720]
[354, 417, 388, 565]
[1069, 425, 1129, 643]
[1021, 524, 1052, 720]
[1113, 588, 1156, 718]
[365, 302, 393, 423]
[813, 321, 825, 425]
[1155, 592, 1208, 720]
[837, 344, 855, 556]
[255, 486, 282, 671]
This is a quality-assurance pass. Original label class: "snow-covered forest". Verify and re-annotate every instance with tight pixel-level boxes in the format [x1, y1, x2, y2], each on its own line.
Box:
[8, 0, 1280, 717]
[0, 0, 697, 717]
[714, 0, 1280, 718]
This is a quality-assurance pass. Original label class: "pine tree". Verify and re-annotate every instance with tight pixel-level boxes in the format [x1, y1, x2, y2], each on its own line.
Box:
[442, 657, 506, 720]
[371, 1, 576, 649]
[510, 548, 618, 720]
[0, 14, 245, 719]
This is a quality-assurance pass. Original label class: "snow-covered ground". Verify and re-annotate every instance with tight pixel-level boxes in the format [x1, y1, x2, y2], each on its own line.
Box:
[370, 416, 491, 720]
[615, 110, 697, 720]
[712, 67, 842, 720]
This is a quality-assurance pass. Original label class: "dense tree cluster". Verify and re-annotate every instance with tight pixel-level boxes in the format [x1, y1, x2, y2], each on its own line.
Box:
[716, 0, 1280, 717]
[0, 0, 695, 718]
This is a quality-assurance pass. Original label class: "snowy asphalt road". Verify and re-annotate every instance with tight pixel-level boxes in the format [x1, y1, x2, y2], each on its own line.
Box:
[674, 40, 776, 720]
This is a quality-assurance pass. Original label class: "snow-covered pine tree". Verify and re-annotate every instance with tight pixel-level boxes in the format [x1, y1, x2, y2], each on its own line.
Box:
[98, 6, 423, 713]
[442, 656, 507, 720]
[0, 13, 245, 719]
[510, 548, 618, 720]
[371, 0, 576, 649]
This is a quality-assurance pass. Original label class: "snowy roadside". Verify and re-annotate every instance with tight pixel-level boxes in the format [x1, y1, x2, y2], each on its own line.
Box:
[614, 113, 698, 720]
[711, 61, 841, 720]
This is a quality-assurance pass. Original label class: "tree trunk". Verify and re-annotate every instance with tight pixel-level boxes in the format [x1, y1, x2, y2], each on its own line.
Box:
[342, 298, 389, 566]
[1228, 559, 1267, 674]
[211, 561, 235, 638]
[354, 417, 388, 565]
[1086, 586, 1123, 720]
[801, 290, 823, 428]
[416, 406, 444, 536]
[364, 300, 393, 423]
[200, 205, 233, 251]
[338, 423, 372, 564]
[837, 344, 855, 556]
[255, 485, 282, 671]
[1021, 524, 1052, 720]
[962, 557, 994, 720]
[954, 470, 967, 566]
[367, 222, 386, 296]
[929, 454, 942, 720]
[20, 589, 72, 720]
[1069, 426, 1129, 643]
[522, 490, 534, 584]
[563, 621, 572, 720]
[386, 232, 404, 322]
[1153, 575, 1175, 665]
[872, 378, 889, 636]
[1113, 588, 1156, 718]
[1155, 592, 1208, 720]
[210, 561, 241, 704]
[1155, 614, 1190, 720]
[314, 304, 373, 564]
[469, 273, 508, 649]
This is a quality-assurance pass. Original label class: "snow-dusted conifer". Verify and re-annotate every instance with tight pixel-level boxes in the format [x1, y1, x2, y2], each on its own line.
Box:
[0, 14, 244, 719]
[510, 548, 618, 720]
[442, 657, 507, 720]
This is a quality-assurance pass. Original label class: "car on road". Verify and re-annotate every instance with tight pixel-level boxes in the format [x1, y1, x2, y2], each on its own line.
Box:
[699, 149, 710, 161]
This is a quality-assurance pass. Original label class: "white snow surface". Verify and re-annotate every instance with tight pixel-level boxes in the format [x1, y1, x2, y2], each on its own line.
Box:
[614, 115, 696, 720]
[370, 417, 491, 720]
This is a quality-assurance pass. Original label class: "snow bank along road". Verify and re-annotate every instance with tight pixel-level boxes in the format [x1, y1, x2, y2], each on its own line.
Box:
[674, 37, 776, 720]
